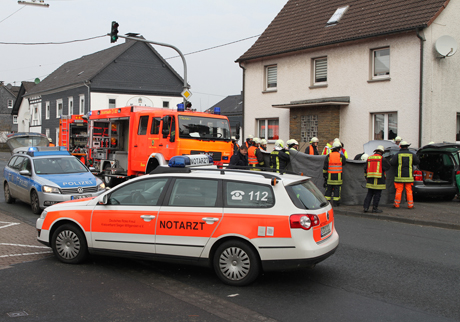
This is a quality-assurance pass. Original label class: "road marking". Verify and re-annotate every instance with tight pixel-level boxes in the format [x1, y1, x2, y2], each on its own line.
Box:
[0, 221, 20, 229]
[0, 251, 52, 258]
[0, 243, 50, 248]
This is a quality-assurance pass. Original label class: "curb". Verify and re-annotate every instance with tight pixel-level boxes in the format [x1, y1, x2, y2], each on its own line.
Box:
[334, 209, 460, 231]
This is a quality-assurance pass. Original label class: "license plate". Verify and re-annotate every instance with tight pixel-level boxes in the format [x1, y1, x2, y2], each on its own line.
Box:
[321, 223, 331, 237]
[71, 194, 91, 200]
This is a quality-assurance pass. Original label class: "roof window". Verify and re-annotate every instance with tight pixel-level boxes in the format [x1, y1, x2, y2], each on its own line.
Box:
[327, 6, 349, 25]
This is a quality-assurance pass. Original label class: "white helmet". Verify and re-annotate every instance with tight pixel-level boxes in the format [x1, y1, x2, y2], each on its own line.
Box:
[275, 139, 285, 149]
[247, 134, 253, 139]
[332, 141, 342, 149]
[48, 137, 52, 142]
[287, 139, 298, 146]
[231, 136, 236, 140]
[400, 140, 411, 147]
[260, 139, 267, 145]
[374, 145, 385, 153]
[311, 137, 319, 143]
[361, 153, 369, 161]
[253, 137, 261, 144]
[394, 136, 402, 142]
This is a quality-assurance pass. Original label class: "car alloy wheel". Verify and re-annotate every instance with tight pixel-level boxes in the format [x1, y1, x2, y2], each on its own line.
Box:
[4, 183, 15, 204]
[30, 190, 41, 214]
[51, 224, 88, 264]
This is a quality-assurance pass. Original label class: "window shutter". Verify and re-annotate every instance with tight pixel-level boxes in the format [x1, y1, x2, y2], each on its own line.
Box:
[267, 66, 277, 88]
[315, 58, 327, 83]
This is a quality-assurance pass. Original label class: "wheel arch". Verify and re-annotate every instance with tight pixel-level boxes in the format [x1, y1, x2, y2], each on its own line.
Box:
[208, 235, 262, 269]
[48, 219, 89, 247]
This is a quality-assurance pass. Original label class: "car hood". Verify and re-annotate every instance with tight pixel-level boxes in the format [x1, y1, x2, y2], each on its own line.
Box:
[363, 140, 399, 155]
[37, 172, 101, 188]
[6, 132, 49, 152]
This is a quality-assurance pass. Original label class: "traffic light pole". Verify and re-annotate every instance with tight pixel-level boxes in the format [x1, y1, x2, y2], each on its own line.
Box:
[112, 34, 189, 106]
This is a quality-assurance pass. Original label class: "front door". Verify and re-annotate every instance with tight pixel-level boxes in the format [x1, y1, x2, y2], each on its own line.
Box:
[91, 177, 169, 254]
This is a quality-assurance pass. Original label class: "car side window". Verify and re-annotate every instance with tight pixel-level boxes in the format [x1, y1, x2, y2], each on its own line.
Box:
[7, 156, 18, 168]
[12, 156, 25, 170]
[225, 181, 274, 208]
[21, 158, 32, 172]
[167, 178, 218, 207]
[108, 178, 168, 206]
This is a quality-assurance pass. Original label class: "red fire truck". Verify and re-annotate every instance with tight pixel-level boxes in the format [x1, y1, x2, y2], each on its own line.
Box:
[87, 105, 233, 186]
[59, 115, 89, 162]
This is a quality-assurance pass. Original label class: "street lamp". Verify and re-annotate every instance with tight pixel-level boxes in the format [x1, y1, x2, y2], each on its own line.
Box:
[18, 0, 49, 7]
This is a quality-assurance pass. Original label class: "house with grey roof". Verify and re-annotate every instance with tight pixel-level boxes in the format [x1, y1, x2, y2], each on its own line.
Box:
[237, 0, 460, 156]
[0, 82, 20, 132]
[11, 81, 36, 133]
[21, 36, 185, 144]
[206, 93, 243, 138]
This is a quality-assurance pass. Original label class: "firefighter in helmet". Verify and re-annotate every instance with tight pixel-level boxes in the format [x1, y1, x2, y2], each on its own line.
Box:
[323, 141, 346, 206]
[270, 139, 290, 173]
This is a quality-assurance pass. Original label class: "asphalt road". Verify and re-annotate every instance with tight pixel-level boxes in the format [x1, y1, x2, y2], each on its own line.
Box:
[1, 151, 460, 321]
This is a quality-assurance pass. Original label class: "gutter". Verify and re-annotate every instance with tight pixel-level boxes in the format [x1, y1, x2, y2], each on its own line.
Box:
[238, 62, 246, 143]
[416, 28, 425, 147]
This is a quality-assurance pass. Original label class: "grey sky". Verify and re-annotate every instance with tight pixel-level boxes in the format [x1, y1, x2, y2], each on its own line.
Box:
[0, 0, 286, 111]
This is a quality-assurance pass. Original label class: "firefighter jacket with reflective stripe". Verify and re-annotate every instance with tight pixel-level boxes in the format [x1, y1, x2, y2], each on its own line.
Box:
[365, 153, 391, 189]
[390, 149, 420, 183]
[323, 151, 346, 185]
[305, 144, 319, 155]
[248, 146, 258, 165]
[322, 143, 332, 155]
[270, 149, 290, 173]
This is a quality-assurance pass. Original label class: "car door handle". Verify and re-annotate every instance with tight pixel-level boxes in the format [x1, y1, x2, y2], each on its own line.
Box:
[202, 217, 219, 224]
[140, 215, 155, 222]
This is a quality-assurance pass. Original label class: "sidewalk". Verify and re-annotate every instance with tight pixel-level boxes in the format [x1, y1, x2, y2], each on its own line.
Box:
[334, 198, 460, 230]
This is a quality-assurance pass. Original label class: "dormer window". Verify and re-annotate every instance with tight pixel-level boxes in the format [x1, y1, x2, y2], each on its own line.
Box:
[327, 6, 349, 25]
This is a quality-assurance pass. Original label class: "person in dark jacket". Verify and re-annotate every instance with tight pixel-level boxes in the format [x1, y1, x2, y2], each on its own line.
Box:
[363, 145, 390, 213]
[390, 141, 420, 209]
[305, 137, 319, 155]
[270, 139, 290, 173]
[228, 145, 248, 169]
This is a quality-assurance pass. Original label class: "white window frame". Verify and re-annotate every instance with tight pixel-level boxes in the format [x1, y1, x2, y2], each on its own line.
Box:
[45, 128, 50, 139]
[79, 95, 85, 115]
[371, 112, 398, 140]
[68, 97, 73, 116]
[55, 128, 59, 145]
[257, 118, 279, 143]
[13, 115, 18, 124]
[8, 99, 13, 108]
[108, 98, 116, 109]
[372, 47, 390, 79]
[313, 57, 327, 85]
[56, 99, 63, 118]
[265, 65, 277, 91]
[45, 101, 50, 119]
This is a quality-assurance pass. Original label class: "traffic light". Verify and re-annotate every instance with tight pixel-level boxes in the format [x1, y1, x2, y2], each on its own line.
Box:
[110, 21, 119, 43]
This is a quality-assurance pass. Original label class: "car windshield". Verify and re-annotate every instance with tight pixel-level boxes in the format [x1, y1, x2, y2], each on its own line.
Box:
[33, 157, 88, 174]
[286, 180, 328, 210]
[178, 115, 230, 140]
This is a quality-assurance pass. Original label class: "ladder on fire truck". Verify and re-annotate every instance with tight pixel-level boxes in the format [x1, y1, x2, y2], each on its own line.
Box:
[59, 116, 70, 148]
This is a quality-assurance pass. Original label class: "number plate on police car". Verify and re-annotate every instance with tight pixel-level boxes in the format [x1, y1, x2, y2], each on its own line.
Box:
[71, 195, 90, 200]
[321, 223, 331, 237]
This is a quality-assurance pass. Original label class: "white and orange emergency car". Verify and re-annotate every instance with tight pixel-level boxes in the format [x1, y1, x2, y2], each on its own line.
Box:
[36, 155, 339, 286]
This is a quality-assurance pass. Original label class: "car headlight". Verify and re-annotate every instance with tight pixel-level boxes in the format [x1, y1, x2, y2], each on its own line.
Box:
[98, 182, 106, 191]
[42, 185, 61, 194]
[40, 209, 48, 219]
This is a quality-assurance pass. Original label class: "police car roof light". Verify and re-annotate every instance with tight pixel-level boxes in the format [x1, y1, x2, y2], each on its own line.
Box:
[168, 155, 213, 168]
[177, 103, 185, 112]
[214, 107, 221, 115]
[26, 146, 71, 157]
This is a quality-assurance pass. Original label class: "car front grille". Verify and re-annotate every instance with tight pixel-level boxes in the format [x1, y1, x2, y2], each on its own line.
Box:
[60, 186, 98, 195]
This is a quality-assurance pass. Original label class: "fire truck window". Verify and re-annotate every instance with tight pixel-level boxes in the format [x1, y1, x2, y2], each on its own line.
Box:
[150, 117, 161, 135]
[170, 116, 176, 142]
[138, 116, 149, 135]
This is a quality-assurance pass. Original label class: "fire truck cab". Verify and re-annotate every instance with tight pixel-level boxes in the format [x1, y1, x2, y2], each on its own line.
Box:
[88, 105, 232, 187]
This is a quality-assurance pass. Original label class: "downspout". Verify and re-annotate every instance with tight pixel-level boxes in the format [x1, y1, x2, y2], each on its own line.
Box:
[84, 80, 91, 114]
[238, 62, 246, 143]
[416, 28, 425, 147]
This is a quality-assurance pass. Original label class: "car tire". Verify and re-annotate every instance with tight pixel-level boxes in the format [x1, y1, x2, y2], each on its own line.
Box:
[103, 164, 119, 188]
[51, 224, 88, 264]
[4, 183, 15, 204]
[30, 190, 41, 214]
[213, 240, 260, 286]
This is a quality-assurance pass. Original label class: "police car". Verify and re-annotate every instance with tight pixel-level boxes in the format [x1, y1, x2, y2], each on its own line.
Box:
[3, 146, 105, 214]
[36, 155, 339, 286]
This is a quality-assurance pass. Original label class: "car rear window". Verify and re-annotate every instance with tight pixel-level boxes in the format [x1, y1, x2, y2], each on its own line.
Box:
[286, 180, 328, 210]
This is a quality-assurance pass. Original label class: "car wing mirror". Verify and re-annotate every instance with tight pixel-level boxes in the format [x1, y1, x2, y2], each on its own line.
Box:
[98, 194, 108, 205]
[19, 170, 31, 176]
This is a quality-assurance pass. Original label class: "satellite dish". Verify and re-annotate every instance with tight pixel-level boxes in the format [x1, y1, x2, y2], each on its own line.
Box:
[34, 78, 40, 84]
[435, 35, 458, 58]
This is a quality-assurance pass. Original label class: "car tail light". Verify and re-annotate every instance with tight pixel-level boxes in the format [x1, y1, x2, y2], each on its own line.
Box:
[290, 214, 320, 230]
[456, 171, 460, 175]
[413, 170, 423, 181]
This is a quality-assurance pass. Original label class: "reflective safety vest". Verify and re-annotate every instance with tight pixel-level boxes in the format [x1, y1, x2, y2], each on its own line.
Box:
[327, 152, 343, 174]
[367, 155, 383, 178]
[248, 146, 258, 165]
[322, 143, 332, 155]
[395, 153, 414, 183]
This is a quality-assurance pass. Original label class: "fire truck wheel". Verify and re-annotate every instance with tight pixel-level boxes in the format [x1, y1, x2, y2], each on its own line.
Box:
[103, 164, 119, 188]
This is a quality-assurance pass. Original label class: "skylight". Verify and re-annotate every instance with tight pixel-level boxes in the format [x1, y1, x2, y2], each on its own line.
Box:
[327, 6, 349, 25]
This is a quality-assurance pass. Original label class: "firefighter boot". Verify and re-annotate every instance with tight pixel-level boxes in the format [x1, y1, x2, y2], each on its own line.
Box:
[372, 206, 383, 213]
